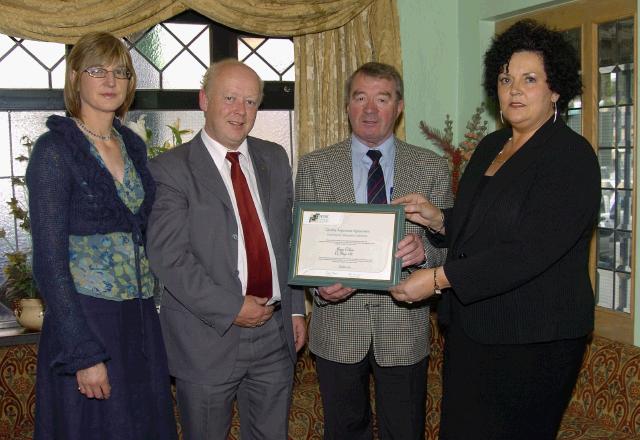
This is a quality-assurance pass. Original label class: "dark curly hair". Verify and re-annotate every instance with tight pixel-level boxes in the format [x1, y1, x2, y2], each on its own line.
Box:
[483, 19, 582, 112]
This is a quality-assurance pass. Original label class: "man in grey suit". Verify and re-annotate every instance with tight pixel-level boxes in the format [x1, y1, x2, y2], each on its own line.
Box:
[147, 59, 306, 440]
[295, 62, 453, 439]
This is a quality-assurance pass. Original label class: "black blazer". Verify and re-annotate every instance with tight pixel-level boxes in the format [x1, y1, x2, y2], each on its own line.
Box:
[438, 117, 600, 344]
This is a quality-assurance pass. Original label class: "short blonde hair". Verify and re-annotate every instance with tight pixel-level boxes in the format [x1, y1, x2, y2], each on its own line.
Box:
[201, 59, 264, 102]
[64, 32, 136, 118]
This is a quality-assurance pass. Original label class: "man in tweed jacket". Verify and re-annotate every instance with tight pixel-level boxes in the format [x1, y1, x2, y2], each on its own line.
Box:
[294, 62, 453, 439]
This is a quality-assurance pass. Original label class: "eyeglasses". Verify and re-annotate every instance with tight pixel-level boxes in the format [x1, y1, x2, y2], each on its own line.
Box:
[84, 66, 132, 80]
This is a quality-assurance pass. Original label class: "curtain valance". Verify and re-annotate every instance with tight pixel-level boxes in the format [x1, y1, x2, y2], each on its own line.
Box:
[0, 0, 373, 42]
[0, 0, 403, 155]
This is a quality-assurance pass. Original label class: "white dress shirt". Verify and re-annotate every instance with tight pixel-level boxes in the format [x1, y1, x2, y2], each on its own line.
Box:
[200, 130, 281, 303]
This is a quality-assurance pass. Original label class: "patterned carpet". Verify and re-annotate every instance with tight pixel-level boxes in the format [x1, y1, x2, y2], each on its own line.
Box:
[2, 316, 640, 439]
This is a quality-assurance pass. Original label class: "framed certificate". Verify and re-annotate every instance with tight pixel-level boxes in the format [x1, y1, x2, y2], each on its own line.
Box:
[288, 202, 405, 290]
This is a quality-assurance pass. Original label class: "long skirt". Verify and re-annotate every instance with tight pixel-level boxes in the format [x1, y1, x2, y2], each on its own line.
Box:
[34, 295, 177, 440]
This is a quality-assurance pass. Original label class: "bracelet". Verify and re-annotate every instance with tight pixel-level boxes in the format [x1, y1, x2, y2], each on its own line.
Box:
[433, 267, 442, 295]
[426, 210, 445, 235]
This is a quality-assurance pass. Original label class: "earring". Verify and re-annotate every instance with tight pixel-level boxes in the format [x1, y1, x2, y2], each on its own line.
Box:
[553, 101, 557, 123]
[500, 110, 504, 124]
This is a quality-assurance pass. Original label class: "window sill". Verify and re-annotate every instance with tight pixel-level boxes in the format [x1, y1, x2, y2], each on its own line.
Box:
[0, 327, 39, 347]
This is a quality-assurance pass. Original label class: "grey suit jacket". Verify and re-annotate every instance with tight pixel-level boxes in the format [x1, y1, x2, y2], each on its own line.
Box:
[147, 132, 305, 384]
[295, 137, 453, 366]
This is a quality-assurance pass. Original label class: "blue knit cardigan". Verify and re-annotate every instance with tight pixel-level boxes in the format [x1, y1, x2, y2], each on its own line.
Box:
[26, 115, 155, 374]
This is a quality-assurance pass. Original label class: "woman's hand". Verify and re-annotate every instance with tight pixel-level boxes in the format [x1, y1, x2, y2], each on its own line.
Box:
[392, 194, 443, 232]
[388, 268, 435, 303]
[76, 362, 111, 399]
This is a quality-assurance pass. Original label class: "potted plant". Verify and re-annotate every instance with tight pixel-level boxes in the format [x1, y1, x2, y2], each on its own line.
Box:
[0, 135, 43, 331]
[0, 247, 42, 331]
[0, 119, 191, 327]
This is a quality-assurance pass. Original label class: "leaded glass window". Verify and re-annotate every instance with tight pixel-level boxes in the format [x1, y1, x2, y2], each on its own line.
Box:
[0, 10, 295, 328]
[595, 17, 634, 314]
[563, 28, 582, 134]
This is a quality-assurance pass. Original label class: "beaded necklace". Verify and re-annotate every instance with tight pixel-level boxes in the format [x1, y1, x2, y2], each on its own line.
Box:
[74, 118, 113, 141]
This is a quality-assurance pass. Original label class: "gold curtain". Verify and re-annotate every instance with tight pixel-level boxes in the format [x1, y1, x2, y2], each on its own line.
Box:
[294, 0, 403, 158]
[0, 0, 403, 156]
[0, 1, 187, 43]
[0, 0, 372, 42]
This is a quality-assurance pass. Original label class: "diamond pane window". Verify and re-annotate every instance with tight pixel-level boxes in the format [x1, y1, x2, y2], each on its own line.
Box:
[130, 50, 161, 89]
[595, 17, 634, 314]
[163, 52, 207, 89]
[0, 11, 295, 328]
[0, 35, 65, 89]
[126, 23, 209, 89]
[0, 36, 67, 323]
[238, 36, 294, 81]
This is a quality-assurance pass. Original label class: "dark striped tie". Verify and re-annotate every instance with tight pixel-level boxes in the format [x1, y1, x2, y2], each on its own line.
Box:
[366, 149, 387, 204]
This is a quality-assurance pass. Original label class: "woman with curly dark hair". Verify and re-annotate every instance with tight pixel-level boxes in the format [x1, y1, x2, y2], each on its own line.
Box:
[389, 20, 600, 439]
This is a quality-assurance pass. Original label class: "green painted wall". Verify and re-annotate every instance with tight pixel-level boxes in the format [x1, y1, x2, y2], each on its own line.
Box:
[397, 0, 458, 148]
[398, 0, 640, 346]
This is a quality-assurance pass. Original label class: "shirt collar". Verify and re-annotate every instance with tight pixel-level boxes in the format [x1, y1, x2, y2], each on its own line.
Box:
[200, 130, 250, 170]
[351, 134, 395, 164]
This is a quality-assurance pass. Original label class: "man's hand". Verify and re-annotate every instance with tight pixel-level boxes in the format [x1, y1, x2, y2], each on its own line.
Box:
[76, 362, 111, 399]
[317, 283, 356, 303]
[292, 316, 307, 352]
[234, 295, 274, 328]
[396, 233, 425, 268]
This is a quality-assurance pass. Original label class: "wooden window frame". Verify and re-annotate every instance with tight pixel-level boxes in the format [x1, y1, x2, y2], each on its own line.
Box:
[496, 0, 637, 343]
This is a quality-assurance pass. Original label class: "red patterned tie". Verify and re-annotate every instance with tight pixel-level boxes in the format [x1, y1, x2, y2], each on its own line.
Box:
[226, 152, 272, 298]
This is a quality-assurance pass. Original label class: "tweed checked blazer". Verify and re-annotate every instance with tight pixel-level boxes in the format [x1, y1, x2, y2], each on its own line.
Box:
[295, 137, 453, 366]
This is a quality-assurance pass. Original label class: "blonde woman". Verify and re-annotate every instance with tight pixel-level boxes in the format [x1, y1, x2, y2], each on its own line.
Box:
[27, 32, 176, 439]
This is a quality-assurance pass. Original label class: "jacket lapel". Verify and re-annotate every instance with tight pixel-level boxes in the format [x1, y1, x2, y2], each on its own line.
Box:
[248, 138, 271, 218]
[454, 118, 563, 250]
[187, 132, 233, 212]
[391, 139, 416, 200]
[328, 140, 357, 203]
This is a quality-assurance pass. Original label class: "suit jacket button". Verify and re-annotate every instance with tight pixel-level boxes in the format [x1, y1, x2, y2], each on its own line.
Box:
[232, 234, 238, 240]
[458, 253, 467, 259]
